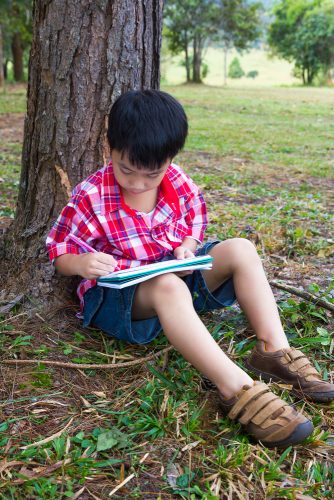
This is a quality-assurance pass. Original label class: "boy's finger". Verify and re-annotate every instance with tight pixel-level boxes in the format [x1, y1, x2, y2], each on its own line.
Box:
[185, 251, 194, 258]
[96, 254, 118, 266]
[92, 267, 116, 277]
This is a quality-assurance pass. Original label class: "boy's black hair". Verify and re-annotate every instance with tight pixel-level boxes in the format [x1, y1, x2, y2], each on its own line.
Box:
[107, 89, 188, 169]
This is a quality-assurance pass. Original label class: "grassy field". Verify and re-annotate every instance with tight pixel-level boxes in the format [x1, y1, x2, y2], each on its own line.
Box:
[161, 47, 298, 87]
[0, 83, 334, 499]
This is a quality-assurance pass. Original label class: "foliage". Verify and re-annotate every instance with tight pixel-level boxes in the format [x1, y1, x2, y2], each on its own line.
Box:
[218, 0, 263, 51]
[268, 0, 334, 84]
[228, 56, 245, 78]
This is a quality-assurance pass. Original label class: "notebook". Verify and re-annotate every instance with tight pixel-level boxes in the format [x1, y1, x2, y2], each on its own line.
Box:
[97, 255, 213, 289]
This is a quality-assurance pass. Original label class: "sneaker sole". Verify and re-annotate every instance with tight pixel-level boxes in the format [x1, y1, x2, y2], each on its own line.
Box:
[244, 361, 334, 403]
[262, 419, 314, 448]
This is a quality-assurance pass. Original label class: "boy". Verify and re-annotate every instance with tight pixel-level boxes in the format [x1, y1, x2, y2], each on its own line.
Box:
[47, 90, 334, 448]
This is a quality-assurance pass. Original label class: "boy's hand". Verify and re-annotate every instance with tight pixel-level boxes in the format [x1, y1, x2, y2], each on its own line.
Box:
[173, 246, 195, 277]
[174, 246, 195, 260]
[75, 253, 118, 279]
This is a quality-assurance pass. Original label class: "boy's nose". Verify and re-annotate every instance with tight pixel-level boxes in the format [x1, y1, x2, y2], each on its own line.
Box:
[129, 182, 146, 192]
[132, 180, 146, 190]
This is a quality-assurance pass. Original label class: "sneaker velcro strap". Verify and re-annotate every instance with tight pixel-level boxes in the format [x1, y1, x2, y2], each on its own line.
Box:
[239, 391, 277, 425]
[252, 398, 287, 427]
[263, 409, 304, 443]
[284, 348, 305, 361]
[228, 382, 269, 420]
[288, 358, 315, 371]
[282, 352, 320, 379]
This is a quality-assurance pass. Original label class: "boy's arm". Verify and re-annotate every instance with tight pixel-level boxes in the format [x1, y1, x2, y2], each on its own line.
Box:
[174, 178, 208, 260]
[55, 253, 117, 280]
[47, 186, 117, 279]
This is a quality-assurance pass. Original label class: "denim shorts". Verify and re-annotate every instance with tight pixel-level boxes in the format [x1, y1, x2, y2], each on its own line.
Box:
[83, 240, 236, 344]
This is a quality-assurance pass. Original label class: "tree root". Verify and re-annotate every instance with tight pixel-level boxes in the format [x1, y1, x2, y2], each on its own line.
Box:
[2, 345, 174, 370]
[270, 280, 334, 314]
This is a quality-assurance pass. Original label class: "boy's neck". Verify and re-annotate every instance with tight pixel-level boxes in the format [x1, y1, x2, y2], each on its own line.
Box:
[121, 187, 159, 213]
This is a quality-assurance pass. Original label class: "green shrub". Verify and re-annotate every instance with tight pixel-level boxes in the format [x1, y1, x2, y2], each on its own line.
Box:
[228, 57, 245, 78]
[247, 70, 259, 79]
[202, 62, 209, 79]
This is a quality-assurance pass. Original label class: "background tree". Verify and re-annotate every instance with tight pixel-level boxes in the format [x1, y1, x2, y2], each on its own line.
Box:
[164, 0, 219, 83]
[0, 0, 164, 306]
[217, 0, 263, 85]
[268, 0, 334, 84]
[0, 0, 32, 82]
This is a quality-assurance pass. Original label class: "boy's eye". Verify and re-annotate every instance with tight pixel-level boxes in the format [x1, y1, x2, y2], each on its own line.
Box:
[120, 169, 132, 175]
[148, 171, 164, 178]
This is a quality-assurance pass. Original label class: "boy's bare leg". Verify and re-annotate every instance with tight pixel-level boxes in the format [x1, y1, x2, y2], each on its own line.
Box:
[132, 274, 253, 399]
[202, 239, 290, 352]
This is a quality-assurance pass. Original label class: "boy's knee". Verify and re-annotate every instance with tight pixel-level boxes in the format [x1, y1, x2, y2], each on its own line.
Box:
[232, 237, 257, 253]
[216, 238, 259, 264]
[149, 273, 190, 300]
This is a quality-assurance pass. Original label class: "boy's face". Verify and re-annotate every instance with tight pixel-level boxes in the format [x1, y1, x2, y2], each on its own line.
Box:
[111, 149, 170, 196]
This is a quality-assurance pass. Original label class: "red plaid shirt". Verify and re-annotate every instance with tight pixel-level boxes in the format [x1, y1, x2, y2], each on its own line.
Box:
[46, 161, 208, 310]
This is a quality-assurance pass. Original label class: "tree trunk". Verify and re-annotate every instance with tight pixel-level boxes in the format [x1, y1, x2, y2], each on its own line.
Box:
[11, 32, 24, 81]
[0, 0, 164, 306]
[184, 31, 191, 82]
[192, 34, 202, 83]
[308, 68, 314, 85]
[0, 25, 4, 86]
[3, 58, 9, 80]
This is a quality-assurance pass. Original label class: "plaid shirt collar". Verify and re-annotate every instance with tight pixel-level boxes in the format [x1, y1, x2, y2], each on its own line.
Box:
[100, 161, 181, 218]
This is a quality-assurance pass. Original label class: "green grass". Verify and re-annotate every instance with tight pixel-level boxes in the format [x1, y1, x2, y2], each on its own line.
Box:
[167, 85, 334, 177]
[0, 83, 334, 498]
[0, 84, 27, 114]
[161, 47, 298, 87]
[0, 86, 26, 217]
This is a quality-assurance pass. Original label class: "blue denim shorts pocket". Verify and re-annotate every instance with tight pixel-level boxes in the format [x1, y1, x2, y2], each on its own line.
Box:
[83, 284, 162, 344]
[82, 286, 105, 328]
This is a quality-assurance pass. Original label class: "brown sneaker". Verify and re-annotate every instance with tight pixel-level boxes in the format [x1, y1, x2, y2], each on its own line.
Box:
[218, 381, 313, 448]
[245, 340, 334, 402]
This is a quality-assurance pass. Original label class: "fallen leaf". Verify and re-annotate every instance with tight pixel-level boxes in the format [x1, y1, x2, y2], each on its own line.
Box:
[92, 391, 107, 398]
[318, 244, 334, 258]
[166, 463, 181, 488]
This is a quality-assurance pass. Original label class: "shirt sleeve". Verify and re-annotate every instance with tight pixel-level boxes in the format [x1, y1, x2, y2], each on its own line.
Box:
[46, 189, 100, 262]
[184, 186, 208, 244]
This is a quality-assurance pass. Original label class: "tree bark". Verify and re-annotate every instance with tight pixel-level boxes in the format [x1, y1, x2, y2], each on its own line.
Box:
[192, 33, 202, 83]
[0, 0, 164, 306]
[11, 32, 24, 81]
[184, 31, 191, 82]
